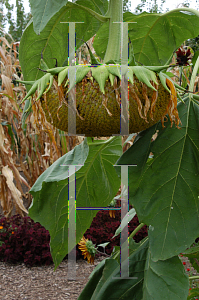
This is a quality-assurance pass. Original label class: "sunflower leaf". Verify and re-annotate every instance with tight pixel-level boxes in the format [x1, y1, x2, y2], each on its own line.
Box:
[79, 238, 189, 300]
[94, 9, 199, 66]
[117, 96, 199, 261]
[28, 136, 122, 271]
[19, 0, 108, 90]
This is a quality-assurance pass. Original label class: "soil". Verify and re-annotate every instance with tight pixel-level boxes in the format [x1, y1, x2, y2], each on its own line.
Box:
[0, 196, 107, 299]
[0, 255, 105, 300]
[0, 249, 197, 300]
[0, 202, 106, 299]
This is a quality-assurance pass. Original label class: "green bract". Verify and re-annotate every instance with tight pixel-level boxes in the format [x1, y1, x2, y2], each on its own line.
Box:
[20, 64, 182, 136]
[21, 64, 164, 103]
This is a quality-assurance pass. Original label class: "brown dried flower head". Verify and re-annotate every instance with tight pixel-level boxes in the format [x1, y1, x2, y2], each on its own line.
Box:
[176, 47, 192, 66]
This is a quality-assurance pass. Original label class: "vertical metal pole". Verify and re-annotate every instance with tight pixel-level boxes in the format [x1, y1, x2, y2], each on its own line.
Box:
[113, 164, 137, 279]
[68, 22, 76, 136]
[68, 165, 76, 280]
[111, 21, 137, 278]
[60, 21, 84, 280]
[120, 165, 129, 278]
[112, 21, 136, 136]
[60, 21, 84, 136]
[60, 163, 84, 281]
[120, 22, 129, 136]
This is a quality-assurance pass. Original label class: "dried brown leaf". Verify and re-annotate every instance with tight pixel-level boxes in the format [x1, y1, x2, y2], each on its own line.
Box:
[150, 82, 158, 120]
[19, 174, 31, 190]
[12, 42, 19, 59]
[0, 124, 9, 154]
[0, 175, 13, 218]
[0, 46, 8, 65]
[0, 36, 11, 48]
[2, 166, 28, 215]
[129, 85, 146, 121]
[1, 75, 18, 111]
[42, 142, 51, 158]
[142, 83, 150, 119]
[19, 156, 32, 184]
[113, 76, 120, 105]
[102, 94, 113, 116]
[165, 78, 181, 128]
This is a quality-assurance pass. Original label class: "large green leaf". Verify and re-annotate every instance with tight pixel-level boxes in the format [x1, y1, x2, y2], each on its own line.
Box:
[93, 8, 199, 65]
[79, 238, 189, 300]
[29, 0, 108, 34]
[143, 250, 189, 299]
[29, 0, 68, 34]
[116, 96, 199, 261]
[28, 136, 122, 271]
[19, 0, 108, 84]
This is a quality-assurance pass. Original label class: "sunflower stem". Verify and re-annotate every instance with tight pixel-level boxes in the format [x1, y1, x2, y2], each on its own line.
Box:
[189, 55, 199, 93]
[103, 0, 123, 63]
[129, 223, 146, 239]
[189, 276, 199, 280]
[179, 66, 183, 86]
[96, 249, 111, 257]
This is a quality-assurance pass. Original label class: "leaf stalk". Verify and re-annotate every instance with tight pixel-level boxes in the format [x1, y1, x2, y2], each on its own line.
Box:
[189, 275, 199, 280]
[189, 55, 199, 93]
[129, 223, 146, 239]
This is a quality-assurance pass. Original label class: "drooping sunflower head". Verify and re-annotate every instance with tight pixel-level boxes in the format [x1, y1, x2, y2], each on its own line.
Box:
[21, 65, 182, 137]
[108, 198, 117, 218]
[78, 235, 97, 264]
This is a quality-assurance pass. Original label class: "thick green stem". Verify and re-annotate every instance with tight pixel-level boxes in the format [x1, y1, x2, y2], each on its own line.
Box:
[103, 0, 123, 63]
[129, 223, 146, 239]
[189, 276, 199, 280]
[189, 55, 199, 93]
[96, 249, 110, 257]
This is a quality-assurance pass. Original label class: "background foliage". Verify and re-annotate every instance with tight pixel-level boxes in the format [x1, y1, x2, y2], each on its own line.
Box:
[0, 0, 31, 41]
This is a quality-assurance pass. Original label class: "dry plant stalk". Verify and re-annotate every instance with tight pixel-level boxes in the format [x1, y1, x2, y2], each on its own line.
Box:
[0, 31, 83, 218]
